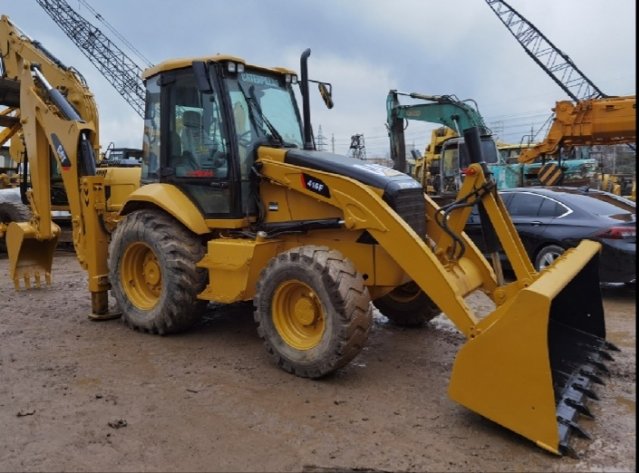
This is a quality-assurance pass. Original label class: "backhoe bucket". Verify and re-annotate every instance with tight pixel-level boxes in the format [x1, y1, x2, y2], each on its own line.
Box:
[448, 240, 617, 457]
[6, 221, 59, 289]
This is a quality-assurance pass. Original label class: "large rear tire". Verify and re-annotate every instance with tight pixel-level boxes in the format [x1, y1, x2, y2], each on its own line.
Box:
[373, 281, 440, 327]
[254, 246, 372, 378]
[108, 209, 207, 334]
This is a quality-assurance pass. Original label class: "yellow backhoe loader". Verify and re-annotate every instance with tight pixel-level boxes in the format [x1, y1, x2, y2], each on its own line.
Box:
[0, 15, 618, 457]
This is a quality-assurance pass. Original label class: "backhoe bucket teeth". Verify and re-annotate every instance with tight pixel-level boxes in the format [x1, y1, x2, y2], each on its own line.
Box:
[448, 241, 615, 457]
[6, 221, 59, 289]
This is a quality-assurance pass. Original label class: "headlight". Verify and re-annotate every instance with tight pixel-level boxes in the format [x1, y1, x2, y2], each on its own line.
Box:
[227, 62, 245, 73]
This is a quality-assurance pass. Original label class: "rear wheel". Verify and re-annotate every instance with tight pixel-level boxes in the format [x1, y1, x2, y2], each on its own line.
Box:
[254, 246, 372, 378]
[535, 244, 565, 272]
[373, 281, 440, 327]
[108, 209, 207, 334]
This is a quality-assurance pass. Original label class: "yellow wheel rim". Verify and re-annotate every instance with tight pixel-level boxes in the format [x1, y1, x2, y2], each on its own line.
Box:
[120, 242, 162, 310]
[272, 280, 325, 350]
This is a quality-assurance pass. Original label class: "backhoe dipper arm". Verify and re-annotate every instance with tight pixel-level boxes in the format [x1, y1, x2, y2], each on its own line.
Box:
[0, 15, 100, 150]
[9, 62, 111, 313]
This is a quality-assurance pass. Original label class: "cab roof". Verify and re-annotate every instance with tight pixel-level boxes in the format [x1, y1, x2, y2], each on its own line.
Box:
[142, 55, 297, 80]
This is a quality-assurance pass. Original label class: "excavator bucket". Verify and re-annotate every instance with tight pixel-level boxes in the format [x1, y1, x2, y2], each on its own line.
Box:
[6, 221, 59, 289]
[448, 240, 618, 457]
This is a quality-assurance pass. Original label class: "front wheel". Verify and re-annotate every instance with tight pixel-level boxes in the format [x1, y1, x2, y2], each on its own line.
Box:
[534, 244, 565, 272]
[373, 282, 440, 327]
[108, 210, 207, 334]
[254, 246, 372, 378]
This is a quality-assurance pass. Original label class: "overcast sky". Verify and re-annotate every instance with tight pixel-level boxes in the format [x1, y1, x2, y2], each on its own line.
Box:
[3, 0, 636, 158]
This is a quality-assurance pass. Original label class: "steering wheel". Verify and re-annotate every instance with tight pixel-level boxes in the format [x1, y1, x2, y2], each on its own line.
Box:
[180, 151, 200, 171]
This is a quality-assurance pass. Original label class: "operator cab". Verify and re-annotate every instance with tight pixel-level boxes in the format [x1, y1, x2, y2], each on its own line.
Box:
[434, 135, 500, 196]
[141, 56, 305, 220]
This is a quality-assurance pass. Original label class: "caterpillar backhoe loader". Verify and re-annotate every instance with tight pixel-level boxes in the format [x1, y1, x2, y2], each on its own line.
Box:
[0, 17, 617, 457]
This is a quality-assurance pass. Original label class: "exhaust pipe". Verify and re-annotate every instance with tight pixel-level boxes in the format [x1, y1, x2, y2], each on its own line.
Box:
[300, 48, 313, 151]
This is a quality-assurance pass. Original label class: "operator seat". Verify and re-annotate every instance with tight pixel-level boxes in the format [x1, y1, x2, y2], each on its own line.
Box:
[181, 110, 203, 157]
[171, 129, 198, 176]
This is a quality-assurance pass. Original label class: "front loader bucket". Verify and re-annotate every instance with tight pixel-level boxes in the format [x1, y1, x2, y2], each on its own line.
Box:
[448, 240, 618, 457]
[6, 221, 59, 289]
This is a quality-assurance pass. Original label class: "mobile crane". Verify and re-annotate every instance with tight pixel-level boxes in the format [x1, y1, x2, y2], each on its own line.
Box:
[1, 11, 618, 457]
[485, 0, 636, 192]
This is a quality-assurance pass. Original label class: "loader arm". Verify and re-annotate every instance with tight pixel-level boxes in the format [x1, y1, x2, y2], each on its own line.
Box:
[258, 157, 492, 337]
[518, 96, 636, 163]
[256, 123, 615, 456]
[257, 128, 537, 338]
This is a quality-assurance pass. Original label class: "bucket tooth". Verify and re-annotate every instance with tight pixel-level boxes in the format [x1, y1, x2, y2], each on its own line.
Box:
[564, 398, 594, 419]
[571, 384, 600, 400]
[13, 268, 51, 290]
[587, 358, 610, 375]
[596, 349, 615, 361]
[579, 368, 605, 385]
[569, 420, 592, 440]
[558, 416, 592, 439]
[559, 444, 579, 459]
[604, 341, 620, 352]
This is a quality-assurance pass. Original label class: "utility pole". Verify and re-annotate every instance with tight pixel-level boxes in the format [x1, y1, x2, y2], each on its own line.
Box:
[316, 125, 327, 151]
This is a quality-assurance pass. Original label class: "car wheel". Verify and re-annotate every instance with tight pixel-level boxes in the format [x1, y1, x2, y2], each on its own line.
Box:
[534, 244, 565, 272]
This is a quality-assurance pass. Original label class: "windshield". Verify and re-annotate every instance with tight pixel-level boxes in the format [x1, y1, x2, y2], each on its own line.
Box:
[226, 70, 304, 148]
[442, 137, 499, 175]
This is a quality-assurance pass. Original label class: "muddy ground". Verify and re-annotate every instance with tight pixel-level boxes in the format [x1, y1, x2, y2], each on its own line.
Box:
[0, 251, 635, 472]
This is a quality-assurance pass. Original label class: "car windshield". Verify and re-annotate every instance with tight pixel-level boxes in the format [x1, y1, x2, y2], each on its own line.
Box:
[226, 69, 304, 148]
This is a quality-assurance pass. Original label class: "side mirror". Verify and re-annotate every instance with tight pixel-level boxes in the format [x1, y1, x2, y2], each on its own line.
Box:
[318, 82, 333, 109]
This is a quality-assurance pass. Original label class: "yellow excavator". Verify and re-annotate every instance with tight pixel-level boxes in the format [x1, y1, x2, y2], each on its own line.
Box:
[0, 14, 618, 457]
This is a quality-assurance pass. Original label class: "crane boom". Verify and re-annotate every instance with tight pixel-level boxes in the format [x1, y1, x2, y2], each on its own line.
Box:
[484, 0, 606, 101]
[35, 0, 146, 117]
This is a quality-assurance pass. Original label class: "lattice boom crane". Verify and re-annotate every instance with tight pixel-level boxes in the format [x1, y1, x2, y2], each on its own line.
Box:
[35, 0, 146, 117]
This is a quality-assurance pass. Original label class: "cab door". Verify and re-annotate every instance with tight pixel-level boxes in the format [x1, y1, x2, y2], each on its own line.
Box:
[149, 67, 242, 218]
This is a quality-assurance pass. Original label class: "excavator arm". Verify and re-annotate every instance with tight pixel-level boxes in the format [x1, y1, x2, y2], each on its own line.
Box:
[518, 96, 637, 163]
[386, 89, 489, 172]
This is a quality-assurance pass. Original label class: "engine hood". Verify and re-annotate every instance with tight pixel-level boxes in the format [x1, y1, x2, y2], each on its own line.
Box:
[284, 149, 421, 196]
